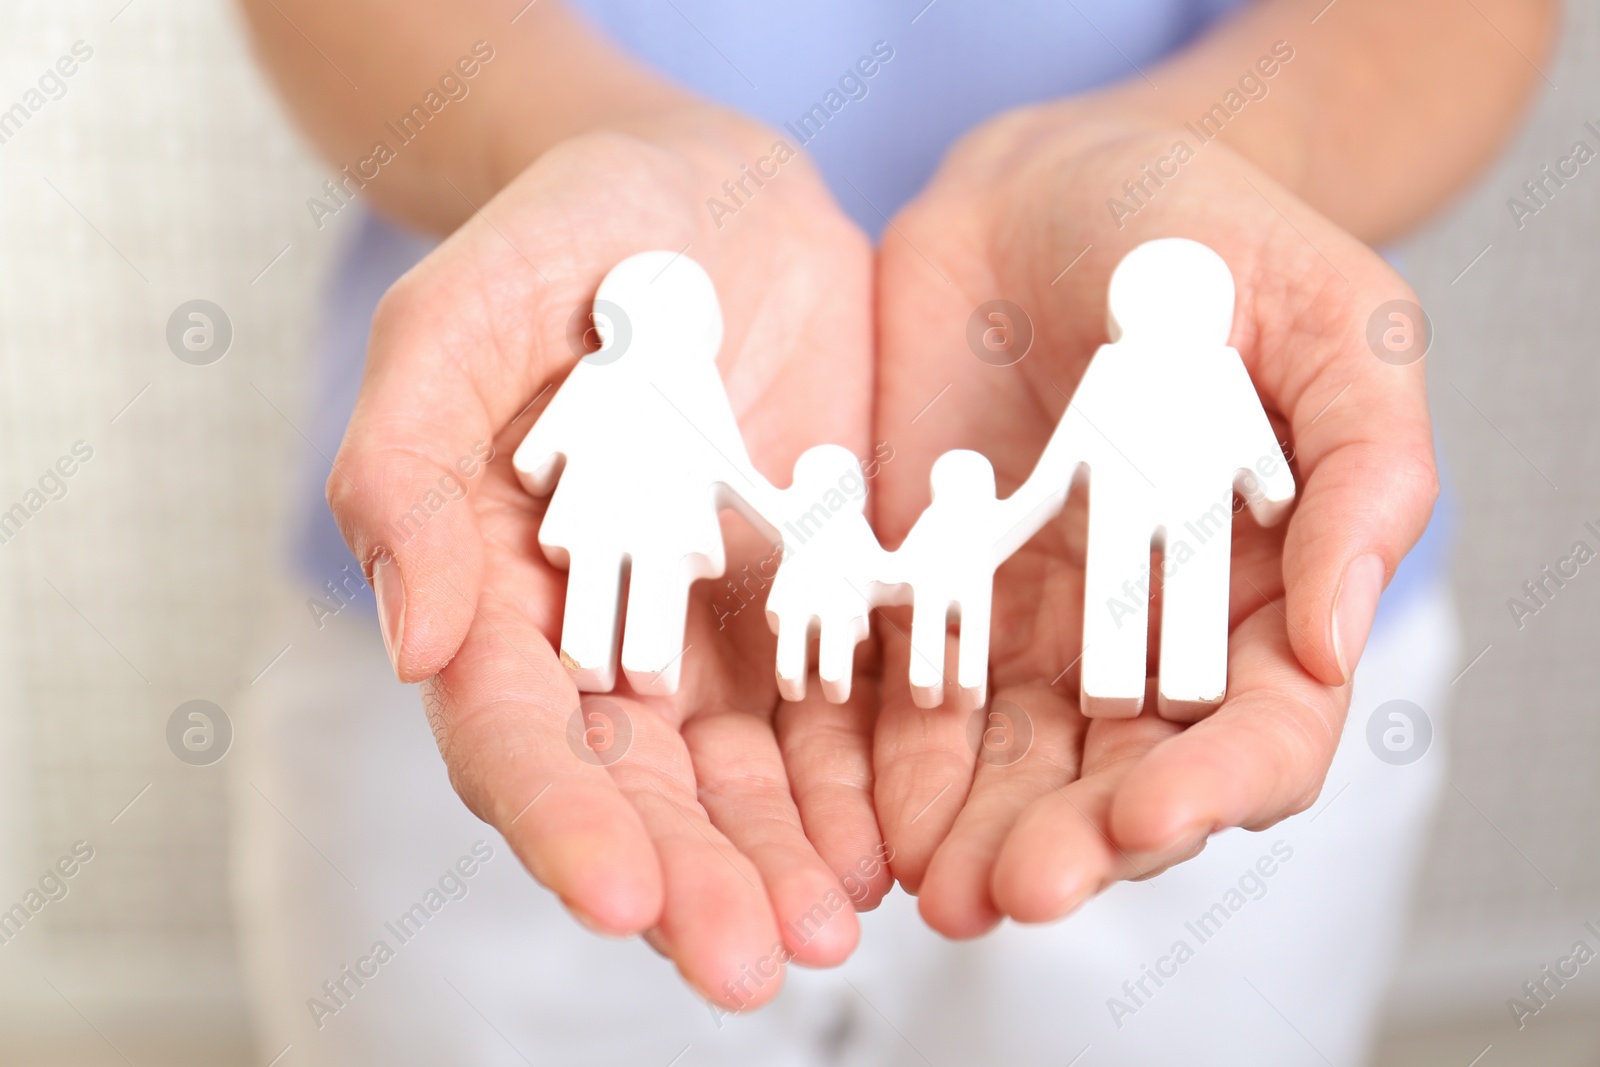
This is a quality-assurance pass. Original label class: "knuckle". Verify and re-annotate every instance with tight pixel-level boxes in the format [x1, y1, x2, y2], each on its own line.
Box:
[370, 270, 428, 344]
[1393, 448, 1442, 516]
[323, 464, 365, 547]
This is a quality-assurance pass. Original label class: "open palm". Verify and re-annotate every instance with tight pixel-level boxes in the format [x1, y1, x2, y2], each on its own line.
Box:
[328, 126, 889, 1007]
[869, 122, 1437, 935]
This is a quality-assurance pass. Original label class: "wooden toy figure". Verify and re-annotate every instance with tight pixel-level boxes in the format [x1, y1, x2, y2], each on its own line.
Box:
[513, 241, 1293, 717]
[763, 445, 889, 704]
[513, 251, 776, 696]
[884, 451, 1005, 710]
[886, 436, 1108, 712]
[1015, 237, 1296, 720]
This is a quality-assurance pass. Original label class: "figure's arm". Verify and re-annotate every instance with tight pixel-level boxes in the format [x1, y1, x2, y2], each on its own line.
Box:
[511, 382, 578, 497]
[719, 479, 785, 550]
[991, 403, 1090, 563]
[510, 436, 567, 498]
[714, 446, 786, 539]
[990, 344, 1131, 562]
[674, 363, 786, 542]
[1218, 350, 1295, 526]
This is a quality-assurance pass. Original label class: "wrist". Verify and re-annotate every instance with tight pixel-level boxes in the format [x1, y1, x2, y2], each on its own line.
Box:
[471, 102, 846, 253]
[482, 100, 828, 208]
[921, 106, 1191, 236]
[935, 93, 1306, 219]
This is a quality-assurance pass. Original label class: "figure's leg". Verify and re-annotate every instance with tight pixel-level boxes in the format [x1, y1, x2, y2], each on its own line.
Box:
[818, 614, 869, 705]
[560, 552, 625, 692]
[1080, 504, 1156, 718]
[955, 579, 994, 711]
[1157, 503, 1231, 721]
[620, 556, 693, 696]
[907, 592, 950, 709]
[773, 609, 811, 704]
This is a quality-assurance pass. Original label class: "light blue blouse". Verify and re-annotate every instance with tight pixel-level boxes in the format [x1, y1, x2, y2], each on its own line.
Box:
[567, 0, 1247, 235]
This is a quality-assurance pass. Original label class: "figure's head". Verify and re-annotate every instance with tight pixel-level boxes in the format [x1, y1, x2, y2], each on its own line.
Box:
[1105, 238, 1235, 346]
[790, 444, 867, 513]
[928, 449, 995, 501]
[589, 251, 723, 370]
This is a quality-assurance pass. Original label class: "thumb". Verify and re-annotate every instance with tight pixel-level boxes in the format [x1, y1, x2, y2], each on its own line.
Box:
[1281, 364, 1439, 687]
[327, 265, 551, 682]
[327, 433, 492, 683]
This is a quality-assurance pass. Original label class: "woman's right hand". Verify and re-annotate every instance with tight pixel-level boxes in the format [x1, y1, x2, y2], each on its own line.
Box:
[327, 110, 889, 1009]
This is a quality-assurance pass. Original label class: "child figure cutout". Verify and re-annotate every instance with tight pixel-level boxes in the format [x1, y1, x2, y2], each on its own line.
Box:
[513, 251, 777, 696]
[1030, 238, 1295, 720]
[763, 445, 889, 704]
[891, 450, 1012, 711]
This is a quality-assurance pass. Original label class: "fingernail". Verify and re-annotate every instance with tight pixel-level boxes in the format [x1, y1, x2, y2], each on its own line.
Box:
[372, 552, 405, 677]
[568, 904, 616, 937]
[1054, 874, 1096, 917]
[1333, 554, 1386, 682]
[1156, 821, 1208, 859]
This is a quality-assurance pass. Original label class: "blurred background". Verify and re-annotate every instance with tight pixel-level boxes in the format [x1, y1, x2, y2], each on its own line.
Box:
[0, 1, 1595, 1064]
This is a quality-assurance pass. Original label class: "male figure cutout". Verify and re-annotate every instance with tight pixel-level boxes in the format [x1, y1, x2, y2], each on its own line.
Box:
[1022, 238, 1295, 719]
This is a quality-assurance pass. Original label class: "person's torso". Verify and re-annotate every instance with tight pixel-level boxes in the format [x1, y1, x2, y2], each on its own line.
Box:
[297, 0, 1450, 634]
[567, 0, 1246, 235]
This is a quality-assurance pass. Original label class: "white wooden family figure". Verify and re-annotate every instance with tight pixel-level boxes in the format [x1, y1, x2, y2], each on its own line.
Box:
[763, 443, 888, 706]
[513, 239, 1294, 720]
[513, 251, 776, 696]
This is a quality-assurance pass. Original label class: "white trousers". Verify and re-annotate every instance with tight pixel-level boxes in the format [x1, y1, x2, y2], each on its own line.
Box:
[230, 579, 1457, 1067]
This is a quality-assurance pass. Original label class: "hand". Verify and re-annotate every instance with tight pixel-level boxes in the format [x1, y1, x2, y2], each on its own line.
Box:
[327, 110, 891, 1006]
[869, 114, 1437, 935]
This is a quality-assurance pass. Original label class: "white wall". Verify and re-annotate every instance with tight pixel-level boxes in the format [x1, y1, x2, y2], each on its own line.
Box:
[0, 1, 331, 1054]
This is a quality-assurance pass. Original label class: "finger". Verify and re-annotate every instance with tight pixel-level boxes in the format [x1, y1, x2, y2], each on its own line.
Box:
[607, 713, 788, 1010]
[687, 523, 885, 928]
[872, 617, 976, 893]
[427, 565, 662, 936]
[775, 670, 895, 912]
[990, 704, 1182, 924]
[1107, 599, 1348, 857]
[916, 682, 1084, 938]
[687, 708, 862, 969]
[1255, 265, 1438, 687]
[1280, 425, 1438, 686]
[330, 137, 711, 681]
[329, 226, 565, 682]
